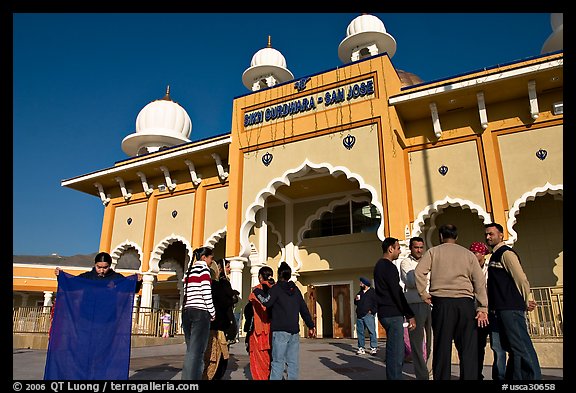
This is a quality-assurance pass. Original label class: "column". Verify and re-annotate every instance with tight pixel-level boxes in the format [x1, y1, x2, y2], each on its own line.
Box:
[227, 256, 247, 299]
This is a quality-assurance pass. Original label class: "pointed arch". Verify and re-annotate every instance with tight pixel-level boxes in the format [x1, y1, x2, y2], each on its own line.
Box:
[110, 240, 143, 270]
[203, 226, 227, 249]
[507, 183, 563, 245]
[149, 234, 193, 274]
[412, 196, 492, 238]
[239, 159, 384, 257]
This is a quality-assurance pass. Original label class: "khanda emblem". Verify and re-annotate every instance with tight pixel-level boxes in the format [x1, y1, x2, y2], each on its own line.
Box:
[262, 152, 273, 166]
[343, 134, 356, 150]
[294, 77, 311, 92]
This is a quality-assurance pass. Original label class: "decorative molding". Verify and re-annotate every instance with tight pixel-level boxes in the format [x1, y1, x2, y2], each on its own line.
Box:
[411, 196, 492, 238]
[114, 177, 132, 201]
[429, 102, 442, 138]
[239, 159, 384, 257]
[528, 79, 539, 120]
[136, 171, 154, 196]
[506, 183, 563, 245]
[203, 226, 227, 249]
[93, 182, 110, 206]
[149, 234, 193, 275]
[184, 160, 202, 187]
[159, 166, 177, 191]
[211, 153, 229, 181]
[110, 240, 143, 271]
[476, 91, 488, 129]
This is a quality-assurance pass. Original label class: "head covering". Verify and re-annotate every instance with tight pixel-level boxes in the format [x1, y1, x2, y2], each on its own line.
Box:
[469, 241, 489, 255]
[359, 277, 371, 287]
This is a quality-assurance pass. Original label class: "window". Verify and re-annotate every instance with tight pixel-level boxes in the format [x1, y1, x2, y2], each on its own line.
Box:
[303, 200, 380, 239]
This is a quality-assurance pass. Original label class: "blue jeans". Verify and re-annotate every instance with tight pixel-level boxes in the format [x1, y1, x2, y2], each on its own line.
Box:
[181, 307, 211, 380]
[356, 313, 378, 349]
[379, 315, 405, 380]
[494, 310, 542, 380]
[489, 311, 510, 380]
[270, 331, 300, 380]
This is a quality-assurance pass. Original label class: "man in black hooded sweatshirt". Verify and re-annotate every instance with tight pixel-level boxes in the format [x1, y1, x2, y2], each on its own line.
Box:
[253, 261, 315, 380]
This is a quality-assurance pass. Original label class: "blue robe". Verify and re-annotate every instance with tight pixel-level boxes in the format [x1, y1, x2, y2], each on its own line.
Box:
[44, 271, 137, 380]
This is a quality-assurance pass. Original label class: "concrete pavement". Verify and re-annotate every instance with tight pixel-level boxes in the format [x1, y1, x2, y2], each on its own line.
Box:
[13, 338, 563, 381]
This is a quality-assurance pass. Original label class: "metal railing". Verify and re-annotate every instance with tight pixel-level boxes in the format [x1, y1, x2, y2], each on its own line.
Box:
[13, 286, 563, 339]
[527, 286, 563, 338]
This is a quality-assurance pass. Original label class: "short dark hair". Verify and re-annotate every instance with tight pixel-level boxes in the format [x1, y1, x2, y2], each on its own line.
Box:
[94, 252, 112, 265]
[439, 224, 458, 240]
[485, 222, 504, 233]
[381, 237, 398, 253]
[277, 262, 292, 281]
[259, 266, 274, 281]
[409, 237, 424, 247]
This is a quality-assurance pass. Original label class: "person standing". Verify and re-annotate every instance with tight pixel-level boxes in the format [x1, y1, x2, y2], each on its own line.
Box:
[415, 224, 489, 380]
[484, 223, 541, 380]
[202, 259, 236, 380]
[253, 261, 316, 380]
[247, 266, 275, 380]
[400, 236, 433, 380]
[46, 252, 142, 380]
[181, 247, 216, 380]
[469, 241, 508, 380]
[161, 310, 171, 338]
[354, 277, 378, 355]
[225, 258, 242, 344]
[373, 237, 416, 380]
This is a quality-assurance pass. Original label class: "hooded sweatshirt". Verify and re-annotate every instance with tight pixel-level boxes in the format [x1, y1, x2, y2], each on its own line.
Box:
[253, 280, 315, 334]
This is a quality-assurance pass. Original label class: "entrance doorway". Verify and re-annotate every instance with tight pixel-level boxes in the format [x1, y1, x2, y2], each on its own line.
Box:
[307, 283, 352, 338]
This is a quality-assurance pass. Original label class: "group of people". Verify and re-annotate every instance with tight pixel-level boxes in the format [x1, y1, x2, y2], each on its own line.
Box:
[356, 222, 541, 380]
[48, 220, 541, 381]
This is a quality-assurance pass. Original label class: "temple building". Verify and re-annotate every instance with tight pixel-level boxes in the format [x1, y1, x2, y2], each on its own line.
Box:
[14, 13, 563, 343]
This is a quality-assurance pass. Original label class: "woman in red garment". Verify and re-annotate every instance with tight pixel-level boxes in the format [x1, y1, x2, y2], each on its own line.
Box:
[247, 266, 275, 380]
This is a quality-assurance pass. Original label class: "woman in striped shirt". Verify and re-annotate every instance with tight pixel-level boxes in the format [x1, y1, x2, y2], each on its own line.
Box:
[181, 247, 216, 380]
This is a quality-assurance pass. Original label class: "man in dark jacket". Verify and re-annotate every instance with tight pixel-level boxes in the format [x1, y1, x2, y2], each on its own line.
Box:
[374, 237, 416, 380]
[354, 277, 378, 355]
[253, 261, 315, 380]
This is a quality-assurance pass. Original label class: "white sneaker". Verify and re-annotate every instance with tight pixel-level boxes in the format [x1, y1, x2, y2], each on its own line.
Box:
[357, 347, 365, 355]
[370, 348, 378, 355]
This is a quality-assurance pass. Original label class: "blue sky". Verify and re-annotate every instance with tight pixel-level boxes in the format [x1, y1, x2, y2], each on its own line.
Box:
[13, 13, 555, 256]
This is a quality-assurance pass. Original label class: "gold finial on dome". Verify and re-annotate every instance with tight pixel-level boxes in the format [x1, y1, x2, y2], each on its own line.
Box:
[161, 85, 172, 101]
[267, 35, 271, 48]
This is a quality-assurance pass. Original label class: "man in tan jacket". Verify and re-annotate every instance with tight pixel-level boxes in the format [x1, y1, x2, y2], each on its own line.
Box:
[415, 224, 488, 380]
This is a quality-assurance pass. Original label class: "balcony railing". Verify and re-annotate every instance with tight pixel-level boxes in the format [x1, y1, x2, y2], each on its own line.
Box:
[13, 286, 563, 339]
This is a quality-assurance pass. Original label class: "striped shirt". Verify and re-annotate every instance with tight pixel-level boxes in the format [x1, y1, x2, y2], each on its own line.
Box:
[182, 261, 215, 319]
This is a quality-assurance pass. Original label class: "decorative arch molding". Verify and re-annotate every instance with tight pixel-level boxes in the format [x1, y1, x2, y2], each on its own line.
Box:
[412, 196, 492, 238]
[296, 194, 372, 244]
[265, 220, 285, 255]
[239, 159, 384, 257]
[203, 226, 227, 249]
[148, 234, 193, 275]
[110, 240, 143, 270]
[507, 183, 563, 245]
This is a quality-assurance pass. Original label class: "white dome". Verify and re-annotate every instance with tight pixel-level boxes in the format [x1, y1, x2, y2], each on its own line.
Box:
[242, 37, 294, 91]
[346, 14, 387, 36]
[541, 13, 563, 54]
[551, 13, 563, 31]
[135, 98, 191, 138]
[250, 46, 288, 69]
[338, 14, 397, 63]
[121, 88, 192, 157]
